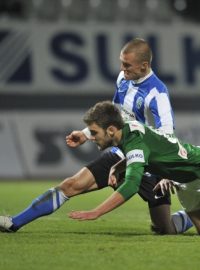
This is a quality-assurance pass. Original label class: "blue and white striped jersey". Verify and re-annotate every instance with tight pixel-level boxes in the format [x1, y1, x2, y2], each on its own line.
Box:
[113, 70, 175, 134]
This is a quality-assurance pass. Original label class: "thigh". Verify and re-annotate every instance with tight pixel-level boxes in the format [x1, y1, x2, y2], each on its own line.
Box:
[138, 174, 175, 234]
[86, 150, 121, 189]
[138, 173, 171, 208]
[59, 167, 97, 196]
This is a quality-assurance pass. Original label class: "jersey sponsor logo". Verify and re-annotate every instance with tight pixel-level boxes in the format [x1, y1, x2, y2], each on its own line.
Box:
[121, 108, 135, 121]
[126, 149, 145, 165]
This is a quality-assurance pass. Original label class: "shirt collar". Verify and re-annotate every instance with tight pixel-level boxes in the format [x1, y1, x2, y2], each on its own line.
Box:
[132, 69, 153, 84]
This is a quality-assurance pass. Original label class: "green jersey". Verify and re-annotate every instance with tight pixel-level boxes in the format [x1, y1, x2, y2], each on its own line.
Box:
[117, 121, 200, 200]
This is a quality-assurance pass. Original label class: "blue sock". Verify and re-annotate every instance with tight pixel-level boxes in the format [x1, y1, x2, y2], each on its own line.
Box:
[172, 210, 193, 233]
[11, 187, 69, 230]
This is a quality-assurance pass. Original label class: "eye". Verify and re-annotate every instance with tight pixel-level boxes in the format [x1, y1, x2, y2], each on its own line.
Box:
[125, 63, 130, 67]
[90, 130, 97, 136]
[123, 62, 132, 69]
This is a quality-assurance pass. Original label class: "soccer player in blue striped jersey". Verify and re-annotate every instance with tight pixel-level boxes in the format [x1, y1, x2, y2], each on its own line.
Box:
[114, 69, 174, 134]
[111, 38, 190, 233]
[0, 39, 192, 234]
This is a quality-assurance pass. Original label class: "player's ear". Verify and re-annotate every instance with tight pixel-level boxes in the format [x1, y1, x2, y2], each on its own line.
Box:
[107, 126, 117, 137]
[141, 61, 148, 72]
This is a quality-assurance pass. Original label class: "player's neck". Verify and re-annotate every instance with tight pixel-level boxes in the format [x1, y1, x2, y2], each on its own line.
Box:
[113, 130, 122, 146]
[134, 68, 152, 84]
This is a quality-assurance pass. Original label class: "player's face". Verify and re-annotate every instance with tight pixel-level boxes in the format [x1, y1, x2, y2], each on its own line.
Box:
[88, 123, 114, 150]
[120, 52, 148, 81]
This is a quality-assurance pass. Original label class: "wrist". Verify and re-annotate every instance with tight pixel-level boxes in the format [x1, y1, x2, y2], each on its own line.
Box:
[93, 208, 103, 218]
[82, 128, 91, 139]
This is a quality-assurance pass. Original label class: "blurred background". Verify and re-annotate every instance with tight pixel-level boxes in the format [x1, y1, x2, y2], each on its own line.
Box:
[0, 0, 200, 179]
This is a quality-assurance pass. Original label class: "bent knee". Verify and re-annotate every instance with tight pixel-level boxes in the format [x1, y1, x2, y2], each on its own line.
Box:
[58, 177, 81, 197]
[58, 168, 96, 197]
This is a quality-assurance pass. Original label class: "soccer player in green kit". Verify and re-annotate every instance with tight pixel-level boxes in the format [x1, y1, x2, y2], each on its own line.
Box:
[69, 101, 200, 234]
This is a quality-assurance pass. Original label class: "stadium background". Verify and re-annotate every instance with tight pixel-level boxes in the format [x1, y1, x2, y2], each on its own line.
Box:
[0, 0, 200, 179]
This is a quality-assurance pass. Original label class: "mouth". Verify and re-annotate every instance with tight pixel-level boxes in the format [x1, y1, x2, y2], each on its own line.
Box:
[124, 72, 130, 79]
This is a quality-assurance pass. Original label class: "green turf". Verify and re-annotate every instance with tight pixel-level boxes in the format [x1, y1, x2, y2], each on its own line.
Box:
[0, 181, 199, 270]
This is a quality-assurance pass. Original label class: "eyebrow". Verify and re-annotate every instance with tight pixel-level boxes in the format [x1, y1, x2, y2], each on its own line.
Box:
[121, 61, 132, 68]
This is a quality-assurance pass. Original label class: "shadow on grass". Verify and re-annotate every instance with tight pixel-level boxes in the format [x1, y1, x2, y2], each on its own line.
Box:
[9, 229, 198, 237]
[7, 230, 150, 237]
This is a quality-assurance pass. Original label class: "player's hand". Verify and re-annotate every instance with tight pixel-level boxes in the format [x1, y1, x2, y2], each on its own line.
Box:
[153, 179, 177, 197]
[108, 158, 126, 188]
[66, 131, 87, 147]
[108, 167, 118, 188]
[68, 210, 100, 221]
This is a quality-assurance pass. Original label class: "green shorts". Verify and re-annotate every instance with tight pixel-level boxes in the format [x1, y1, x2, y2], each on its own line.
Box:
[176, 179, 200, 212]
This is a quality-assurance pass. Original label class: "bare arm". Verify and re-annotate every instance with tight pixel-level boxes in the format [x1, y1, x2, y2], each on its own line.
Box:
[108, 158, 126, 188]
[68, 191, 125, 220]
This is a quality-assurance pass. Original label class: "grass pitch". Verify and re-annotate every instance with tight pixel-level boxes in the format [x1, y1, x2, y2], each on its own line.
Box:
[0, 181, 199, 270]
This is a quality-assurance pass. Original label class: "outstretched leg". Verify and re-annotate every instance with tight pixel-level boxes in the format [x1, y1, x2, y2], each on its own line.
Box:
[0, 167, 97, 232]
[0, 150, 120, 233]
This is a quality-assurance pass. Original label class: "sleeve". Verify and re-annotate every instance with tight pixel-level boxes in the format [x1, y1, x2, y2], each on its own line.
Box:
[147, 88, 174, 134]
[116, 137, 150, 201]
[113, 71, 124, 105]
[113, 87, 120, 105]
[117, 164, 144, 200]
[82, 127, 91, 139]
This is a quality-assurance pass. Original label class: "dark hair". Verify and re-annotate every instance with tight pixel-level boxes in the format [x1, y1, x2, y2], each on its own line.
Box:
[121, 38, 152, 64]
[83, 101, 124, 130]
